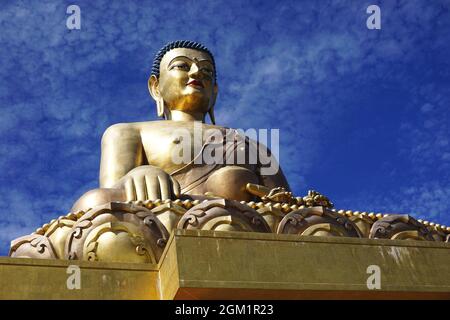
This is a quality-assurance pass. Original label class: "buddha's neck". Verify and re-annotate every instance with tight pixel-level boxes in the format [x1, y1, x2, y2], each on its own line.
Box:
[170, 110, 204, 122]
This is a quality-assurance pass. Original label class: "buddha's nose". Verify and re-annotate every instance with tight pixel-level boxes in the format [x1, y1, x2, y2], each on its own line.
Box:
[188, 63, 203, 79]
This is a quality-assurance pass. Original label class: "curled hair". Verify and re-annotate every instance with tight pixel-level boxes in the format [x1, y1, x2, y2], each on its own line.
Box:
[151, 40, 216, 81]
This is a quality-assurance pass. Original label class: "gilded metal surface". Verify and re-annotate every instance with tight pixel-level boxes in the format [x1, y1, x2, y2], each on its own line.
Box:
[2, 230, 450, 300]
[277, 206, 363, 237]
[0, 257, 159, 300]
[10, 196, 450, 263]
[71, 45, 289, 212]
[177, 199, 271, 232]
[246, 185, 334, 208]
[169, 229, 450, 299]
[369, 214, 435, 241]
[8, 41, 450, 263]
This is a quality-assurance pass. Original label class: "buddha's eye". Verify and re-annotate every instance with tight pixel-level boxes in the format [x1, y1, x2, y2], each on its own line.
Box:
[171, 63, 189, 71]
[202, 68, 213, 76]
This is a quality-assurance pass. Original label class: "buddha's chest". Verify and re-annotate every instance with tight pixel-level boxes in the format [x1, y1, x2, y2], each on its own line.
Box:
[140, 124, 212, 174]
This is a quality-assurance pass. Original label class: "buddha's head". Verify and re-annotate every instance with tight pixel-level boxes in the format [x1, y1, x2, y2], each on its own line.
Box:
[149, 40, 218, 123]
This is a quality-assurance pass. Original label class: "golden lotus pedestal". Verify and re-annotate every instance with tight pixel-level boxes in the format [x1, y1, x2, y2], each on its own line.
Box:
[1, 229, 449, 299]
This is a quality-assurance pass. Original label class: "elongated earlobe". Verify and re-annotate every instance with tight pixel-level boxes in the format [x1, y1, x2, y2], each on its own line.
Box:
[149, 75, 169, 119]
[156, 97, 165, 118]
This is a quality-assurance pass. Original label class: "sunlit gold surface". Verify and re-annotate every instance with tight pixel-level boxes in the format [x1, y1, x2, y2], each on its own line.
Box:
[2, 230, 449, 300]
[11, 196, 449, 264]
[150, 48, 218, 119]
[71, 46, 289, 213]
[0, 257, 159, 300]
[8, 42, 449, 272]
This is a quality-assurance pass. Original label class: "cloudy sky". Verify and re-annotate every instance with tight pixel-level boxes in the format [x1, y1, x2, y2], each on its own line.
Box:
[0, 0, 449, 255]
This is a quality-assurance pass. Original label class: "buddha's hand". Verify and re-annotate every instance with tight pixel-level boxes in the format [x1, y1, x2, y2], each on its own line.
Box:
[114, 165, 181, 201]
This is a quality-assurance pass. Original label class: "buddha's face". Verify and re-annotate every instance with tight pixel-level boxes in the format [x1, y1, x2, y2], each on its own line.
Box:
[151, 48, 217, 116]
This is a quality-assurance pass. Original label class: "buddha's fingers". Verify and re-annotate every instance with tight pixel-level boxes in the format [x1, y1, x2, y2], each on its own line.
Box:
[246, 183, 270, 197]
[158, 175, 171, 200]
[134, 176, 147, 201]
[145, 175, 161, 201]
[125, 178, 137, 201]
[170, 176, 181, 198]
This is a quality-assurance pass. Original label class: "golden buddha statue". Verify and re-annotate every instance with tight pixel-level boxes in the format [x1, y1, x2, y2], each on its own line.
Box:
[71, 40, 290, 212]
[11, 41, 444, 263]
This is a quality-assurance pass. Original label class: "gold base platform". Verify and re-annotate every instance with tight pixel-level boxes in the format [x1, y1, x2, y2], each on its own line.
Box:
[1, 229, 449, 299]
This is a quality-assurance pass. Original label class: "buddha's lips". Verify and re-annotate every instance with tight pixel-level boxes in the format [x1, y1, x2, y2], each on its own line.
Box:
[187, 80, 204, 88]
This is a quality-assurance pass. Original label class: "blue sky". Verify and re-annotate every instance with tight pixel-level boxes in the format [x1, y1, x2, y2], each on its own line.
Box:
[0, 0, 449, 255]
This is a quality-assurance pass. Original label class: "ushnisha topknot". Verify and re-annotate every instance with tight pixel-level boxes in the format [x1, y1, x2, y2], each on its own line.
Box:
[151, 40, 217, 81]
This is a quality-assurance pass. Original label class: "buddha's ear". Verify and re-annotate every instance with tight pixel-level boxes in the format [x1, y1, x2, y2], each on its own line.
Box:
[148, 75, 165, 118]
[208, 84, 219, 124]
[148, 75, 159, 99]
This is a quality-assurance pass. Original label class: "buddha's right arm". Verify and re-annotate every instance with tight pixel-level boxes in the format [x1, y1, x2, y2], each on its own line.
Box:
[99, 123, 145, 188]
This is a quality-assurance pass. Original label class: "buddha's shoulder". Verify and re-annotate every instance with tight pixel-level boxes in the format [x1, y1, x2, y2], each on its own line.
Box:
[102, 121, 143, 140]
[103, 120, 165, 131]
[130, 120, 225, 130]
[103, 120, 227, 137]
[103, 121, 134, 131]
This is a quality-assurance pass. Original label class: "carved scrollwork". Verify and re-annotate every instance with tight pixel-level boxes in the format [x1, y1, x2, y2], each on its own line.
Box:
[42, 217, 77, 259]
[426, 226, 449, 242]
[177, 199, 271, 233]
[369, 214, 435, 241]
[82, 222, 154, 263]
[148, 202, 187, 235]
[65, 202, 169, 263]
[9, 234, 57, 259]
[277, 206, 363, 238]
[9, 197, 449, 262]
[348, 214, 374, 238]
[256, 204, 285, 233]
